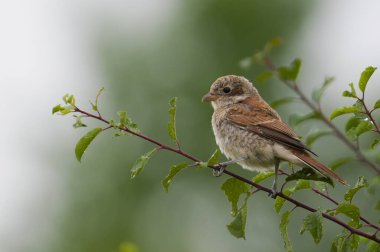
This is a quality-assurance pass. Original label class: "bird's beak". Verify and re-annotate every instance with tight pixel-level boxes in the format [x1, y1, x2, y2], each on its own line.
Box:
[202, 93, 218, 102]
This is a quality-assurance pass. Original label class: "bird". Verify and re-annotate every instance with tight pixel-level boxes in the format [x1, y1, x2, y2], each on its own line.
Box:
[202, 75, 347, 197]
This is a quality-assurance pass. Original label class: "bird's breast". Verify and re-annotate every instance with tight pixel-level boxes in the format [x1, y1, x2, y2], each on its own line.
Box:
[211, 111, 276, 171]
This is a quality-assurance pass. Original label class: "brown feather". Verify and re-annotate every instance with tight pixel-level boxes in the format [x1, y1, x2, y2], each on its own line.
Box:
[291, 149, 348, 185]
[227, 97, 316, 155]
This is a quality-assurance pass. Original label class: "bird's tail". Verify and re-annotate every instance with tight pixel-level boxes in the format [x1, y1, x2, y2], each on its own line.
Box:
[292, 150, 348, 186]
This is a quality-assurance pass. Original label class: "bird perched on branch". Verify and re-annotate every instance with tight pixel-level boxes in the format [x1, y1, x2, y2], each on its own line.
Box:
[202, 75, 347, 197]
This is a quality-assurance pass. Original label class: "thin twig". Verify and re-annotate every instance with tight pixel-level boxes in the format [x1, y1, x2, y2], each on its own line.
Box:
[72, 106, 380, 243]
[290, 205, 298, 212]
[102, 126, 113, 131]
[360, 98, 380, 134]
[251, 188, 260, 195]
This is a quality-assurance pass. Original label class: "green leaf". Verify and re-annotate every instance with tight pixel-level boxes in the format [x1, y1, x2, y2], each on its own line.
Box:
[330, 107, 361, 120]
[359, 66, 377, 93]
[329, 157, 353, 171]
[52, 104, 73, 115]
[274, 189, 292, 213]
[62, 94, 69, 102]
[348, 234, 360, 252]
[227, 197, 248, 239]
[345, 117, 361, 132]
[130, 149, 156, 179]
[116, 111, 139, 132]
[68, 96, 75, 106]
[207, 149, 222, 166]
[167, 97, 178, 141]
[306, 130, 332, 146]
[366, 241, 380, 252]
[60, 108, 73, 115]
[90, 101, 97, 112]
[278, 58, 302, 81]
[335, 202, 360, 228]
[374, 99, 380, 110]
[355, 120, 374, 136]
[342, 83, 357, 98]
[63, 94, 76, 106]
[252, 171, 274, 183]
[294, 179, 311, 190]
[344, 176, 368, 203]
[221, 178, 249, 216]
[330, 230, 350, 252]
[117, 111, 128, 126]
[358, 236, 369, 244]
[353, 100, 365, 115]
[371, 139, 380, 149]
[52, 104, 63, 114]
[345, 117, 362, 140]
[342, 90, 356, 98]
[75, 128, 103, 162]
[312, 76, 335, 103]
[314, 181, 328, 192]
[90, 87, 105, 112]
[285, 167, 334, 186]
[289, 112, 321, 127]
[270, 97, 297, 109]
[126, 120, 139, 132]
[342, 234, 359, 252]
[256, 71, 273, 85]
[279, 211, 293, 252]
[349, 83, 357, 97]
[300, 211, 323, 244]
[162, 163, 188, 192]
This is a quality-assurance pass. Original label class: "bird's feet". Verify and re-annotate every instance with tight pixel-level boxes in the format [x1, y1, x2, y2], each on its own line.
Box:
[268, 185, 278, 199]
[212, 158, 246, 177]
[212, 163, 226, 177]
[268, 190, 278, 199]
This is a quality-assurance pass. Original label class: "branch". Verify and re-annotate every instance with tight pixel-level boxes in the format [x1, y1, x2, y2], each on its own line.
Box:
[73, 106, 380, 244]
[263, 56, 380, 175]
[360, 97, 380, 134]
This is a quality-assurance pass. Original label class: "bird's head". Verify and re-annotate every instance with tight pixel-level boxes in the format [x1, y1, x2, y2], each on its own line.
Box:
[202, 75, 259, 109]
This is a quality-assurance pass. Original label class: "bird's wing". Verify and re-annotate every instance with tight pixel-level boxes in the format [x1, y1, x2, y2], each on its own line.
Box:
[226, 97, 316, 155]
[226, 97, 348, 185]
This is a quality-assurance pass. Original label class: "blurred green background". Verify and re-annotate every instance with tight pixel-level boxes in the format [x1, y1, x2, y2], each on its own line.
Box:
[1, 1, 380, 252]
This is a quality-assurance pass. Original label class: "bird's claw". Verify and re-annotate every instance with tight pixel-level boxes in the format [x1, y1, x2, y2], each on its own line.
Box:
[268, 185, 279, 199]
[268, 190, 278, 199]
[212, 163, 226, 177]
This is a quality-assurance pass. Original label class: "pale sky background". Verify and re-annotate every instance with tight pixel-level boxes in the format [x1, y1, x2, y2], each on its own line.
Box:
[0, 1, 379, 251]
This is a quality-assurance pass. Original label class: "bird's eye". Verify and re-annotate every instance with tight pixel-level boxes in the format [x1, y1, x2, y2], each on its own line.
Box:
[223, 87, 231, 93]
